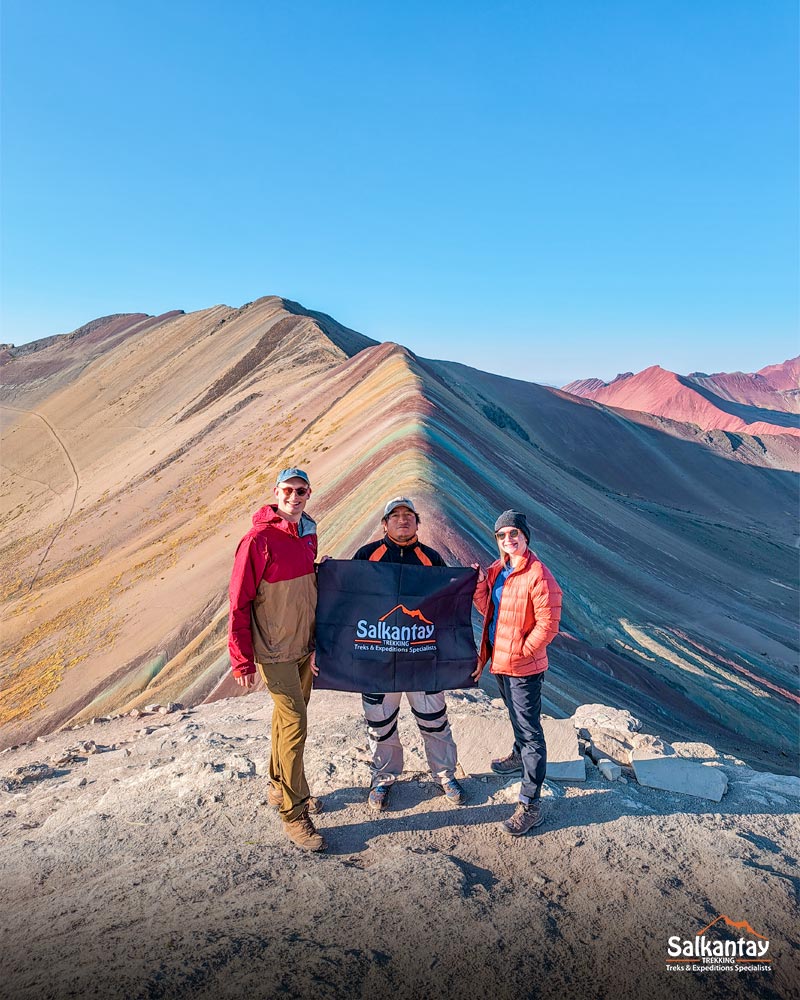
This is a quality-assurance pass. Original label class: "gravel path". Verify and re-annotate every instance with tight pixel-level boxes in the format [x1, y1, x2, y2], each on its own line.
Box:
[1, 691, 797, 1000]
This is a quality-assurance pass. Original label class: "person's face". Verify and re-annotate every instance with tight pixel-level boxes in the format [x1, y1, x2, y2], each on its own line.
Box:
[385, 505, 417, 542]
[495, 526, 528, 560]
[274, 477, 311, 521]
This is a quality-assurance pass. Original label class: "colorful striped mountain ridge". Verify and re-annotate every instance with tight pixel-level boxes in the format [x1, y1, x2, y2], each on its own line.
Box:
[1, 296, 797, 772]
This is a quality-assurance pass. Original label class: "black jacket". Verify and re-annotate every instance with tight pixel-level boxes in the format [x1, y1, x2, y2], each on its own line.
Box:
[352, 536, 447, 566]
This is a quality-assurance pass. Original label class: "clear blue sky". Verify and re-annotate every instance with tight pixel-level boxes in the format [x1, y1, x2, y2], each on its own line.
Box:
[2, 0, 797, 385]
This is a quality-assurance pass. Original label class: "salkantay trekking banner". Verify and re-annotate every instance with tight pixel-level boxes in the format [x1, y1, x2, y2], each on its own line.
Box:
[314, 560, 479, 692]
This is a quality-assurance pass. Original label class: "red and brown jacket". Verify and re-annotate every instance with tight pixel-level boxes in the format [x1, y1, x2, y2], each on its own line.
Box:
[228, 505, 318, 677]
[474, 549, 562, 676]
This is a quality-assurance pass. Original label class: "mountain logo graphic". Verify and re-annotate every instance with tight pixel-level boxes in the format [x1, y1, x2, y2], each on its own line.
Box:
[697, 916, 768, 940]
[379, 604, 433, 625]
[355, 602, 437, 650]
[667, 915, 771, 966]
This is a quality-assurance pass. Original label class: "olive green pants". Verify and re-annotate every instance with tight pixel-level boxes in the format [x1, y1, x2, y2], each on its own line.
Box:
[257, 653, 313, 822]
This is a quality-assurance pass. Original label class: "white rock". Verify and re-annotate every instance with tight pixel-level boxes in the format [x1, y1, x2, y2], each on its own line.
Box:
[492, 780, 521, 804]
[598, 759, 622, 781]
[587, 730, 674, 767]
[144, 704, 161, 714]
[492, 777, 563, 803]
[630, 733, 674, 756]
[672, 741, 719, 760]
[631, 751, 728, 801]
[225, 755, 256, 779]
[572, 704, 641, 733]
[449, 715, 514, 776]
[729, 770, 800, 800]
[449, 715, 585, 780]
[543, 719, 585, 781]
[586, 729, 635, 766]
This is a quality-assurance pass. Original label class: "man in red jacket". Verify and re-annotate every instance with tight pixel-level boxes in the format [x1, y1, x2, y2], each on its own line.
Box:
[228, 467, 325, 852]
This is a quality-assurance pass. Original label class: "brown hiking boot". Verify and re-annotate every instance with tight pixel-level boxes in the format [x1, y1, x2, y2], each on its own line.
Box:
[283, 808, 326, 852]
[491, 749, 523, 775]
[501, 801, 544, 837]
[268, 784, 323, 814]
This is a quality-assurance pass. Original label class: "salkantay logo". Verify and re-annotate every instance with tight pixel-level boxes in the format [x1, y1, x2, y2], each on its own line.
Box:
[355, 604, 436, 654]
[666, 915, 771, 974]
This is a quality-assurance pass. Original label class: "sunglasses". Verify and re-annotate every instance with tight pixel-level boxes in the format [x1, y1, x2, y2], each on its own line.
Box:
[279, 486, 310, 497]
[495, 529, 521, 540]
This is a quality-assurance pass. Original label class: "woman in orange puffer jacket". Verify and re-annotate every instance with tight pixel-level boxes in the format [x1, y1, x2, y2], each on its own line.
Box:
[473, 510, 562, 838]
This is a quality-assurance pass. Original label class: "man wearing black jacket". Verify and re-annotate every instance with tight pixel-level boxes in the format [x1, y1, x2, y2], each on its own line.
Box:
[353, 497, 465, 812]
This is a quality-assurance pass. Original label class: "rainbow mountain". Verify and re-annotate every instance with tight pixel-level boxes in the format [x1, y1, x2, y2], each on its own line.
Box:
[1, 296, 797, 771]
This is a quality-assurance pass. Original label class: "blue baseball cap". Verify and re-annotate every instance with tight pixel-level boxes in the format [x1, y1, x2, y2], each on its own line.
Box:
[275, 467, 310, 486]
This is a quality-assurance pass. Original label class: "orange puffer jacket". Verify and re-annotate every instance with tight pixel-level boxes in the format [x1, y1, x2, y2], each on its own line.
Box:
[474, 550, 562, 676]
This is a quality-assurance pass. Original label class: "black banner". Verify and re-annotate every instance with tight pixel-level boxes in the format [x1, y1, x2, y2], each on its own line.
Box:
[315, 560, 479, 692]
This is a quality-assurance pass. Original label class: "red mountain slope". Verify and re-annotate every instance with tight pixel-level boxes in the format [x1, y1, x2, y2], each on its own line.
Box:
[563, 362, 799, 436]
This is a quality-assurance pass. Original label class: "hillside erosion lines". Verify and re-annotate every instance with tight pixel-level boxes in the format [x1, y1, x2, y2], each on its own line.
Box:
[0, 404, 80, 591]
[0, 295, 796, 773]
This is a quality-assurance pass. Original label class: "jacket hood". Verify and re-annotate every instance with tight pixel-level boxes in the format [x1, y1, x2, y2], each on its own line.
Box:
[252, 504, 317, 537]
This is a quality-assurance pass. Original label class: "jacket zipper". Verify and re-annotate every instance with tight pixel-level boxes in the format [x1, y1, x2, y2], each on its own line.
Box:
[491, 557, 526, 654]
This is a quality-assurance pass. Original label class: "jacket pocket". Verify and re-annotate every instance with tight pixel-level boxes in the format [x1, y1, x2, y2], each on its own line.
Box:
[510, 629, 527, 657]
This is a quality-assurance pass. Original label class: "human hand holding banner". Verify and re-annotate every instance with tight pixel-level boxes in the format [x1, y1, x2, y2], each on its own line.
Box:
[314, 560, 479, 693]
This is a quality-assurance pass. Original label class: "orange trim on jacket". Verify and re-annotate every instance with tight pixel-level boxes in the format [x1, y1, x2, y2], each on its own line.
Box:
[367, 541, 433, 564]
[354, 536, 446, 566]
[473, 549, 562, 676]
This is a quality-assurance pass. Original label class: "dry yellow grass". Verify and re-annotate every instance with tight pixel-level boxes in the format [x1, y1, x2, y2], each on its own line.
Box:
[0, 576, 122, 725]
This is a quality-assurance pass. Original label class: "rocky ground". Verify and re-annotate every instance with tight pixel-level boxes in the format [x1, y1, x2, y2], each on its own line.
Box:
[1, 688, 798, 1000]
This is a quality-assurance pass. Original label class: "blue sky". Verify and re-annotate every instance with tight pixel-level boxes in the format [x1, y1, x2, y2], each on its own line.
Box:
[2, 1, 797, 385]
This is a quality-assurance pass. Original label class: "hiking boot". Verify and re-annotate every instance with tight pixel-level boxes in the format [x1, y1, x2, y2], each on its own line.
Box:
[283, 808, 326, 852]
[267, 784, 323, 814]
[368, 784, 391, 812]
[440, 777, 466, 806]
[491, 749, 523, 775]
[501, 801, 544, 837]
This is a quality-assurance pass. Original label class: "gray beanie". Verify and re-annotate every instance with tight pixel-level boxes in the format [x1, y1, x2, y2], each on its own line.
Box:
[494, 510, 530, 542]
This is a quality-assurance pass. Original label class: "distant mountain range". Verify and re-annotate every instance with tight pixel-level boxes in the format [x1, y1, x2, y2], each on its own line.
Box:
[1, 296, 797, 772]
[563, 359, 799, 437]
